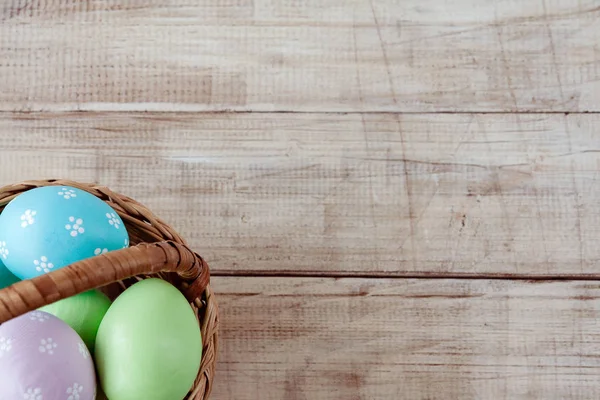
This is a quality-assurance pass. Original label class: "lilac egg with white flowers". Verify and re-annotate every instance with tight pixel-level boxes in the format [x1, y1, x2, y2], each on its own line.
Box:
[0, 186, 129, 280]
[0, 311, 96, 399]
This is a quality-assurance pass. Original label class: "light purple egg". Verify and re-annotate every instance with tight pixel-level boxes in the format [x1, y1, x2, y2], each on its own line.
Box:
[0, 310, 96, 399]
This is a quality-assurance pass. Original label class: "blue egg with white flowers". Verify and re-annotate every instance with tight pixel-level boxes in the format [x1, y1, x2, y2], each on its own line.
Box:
[0, 186, 129, 280]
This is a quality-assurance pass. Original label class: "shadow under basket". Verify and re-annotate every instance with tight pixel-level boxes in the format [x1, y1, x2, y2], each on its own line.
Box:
[0, 180, 218, 399]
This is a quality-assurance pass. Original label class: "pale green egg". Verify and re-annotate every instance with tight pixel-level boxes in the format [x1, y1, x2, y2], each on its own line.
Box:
[40, 289, 111, 352]
[95, 278, 202, 400]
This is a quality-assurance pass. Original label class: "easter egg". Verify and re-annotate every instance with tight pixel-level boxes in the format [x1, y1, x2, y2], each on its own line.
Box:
[40, 289, 112, 352]
[0, 186, 129, 280]
[95, 279, 202, 400]
[0, 310, 96, 399]
[0, 259, 19, 289]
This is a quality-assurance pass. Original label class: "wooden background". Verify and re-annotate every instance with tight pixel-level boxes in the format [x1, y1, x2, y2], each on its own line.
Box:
[2, 0, 600, 398]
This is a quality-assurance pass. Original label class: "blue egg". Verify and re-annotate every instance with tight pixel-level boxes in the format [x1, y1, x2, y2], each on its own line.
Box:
[0, 259, 19, 289]
[0, 186, 129, 280]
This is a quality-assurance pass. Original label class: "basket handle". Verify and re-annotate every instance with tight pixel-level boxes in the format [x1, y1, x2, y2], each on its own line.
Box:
[0, 241, 210, 324]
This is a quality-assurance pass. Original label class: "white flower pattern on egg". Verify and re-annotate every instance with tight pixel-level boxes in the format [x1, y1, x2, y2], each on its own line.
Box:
[38, 338, 57, 355]
[34, 256, 54, 274]
[29, 311, 50, 323]
[65, 217, 85, 237]
[106, 213, 121, 229]
[57, 188, 77, 200]
[0, 337, 12, 357]
[20, 209, 37, 228]
[0, 242, 8, 259]
[123, 238, 129, 249]
[78, 342, 89, 360]
[66, 383, 83, 400]
[94, 248, 108, 256]
[23, 388, 43, 400]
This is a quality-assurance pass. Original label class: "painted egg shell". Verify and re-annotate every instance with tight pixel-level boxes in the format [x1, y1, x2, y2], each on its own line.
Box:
[95, 279, 202, 400]
[0, 258, 19, 289]
[0, 186, 129, 280]
[40, 289, 112, 352]
[0, 310, 96, 399]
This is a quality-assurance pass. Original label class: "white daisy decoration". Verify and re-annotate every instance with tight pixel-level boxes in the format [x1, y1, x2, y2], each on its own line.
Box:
[94, 248, 109, 256]
[38, 338, 57, 355]
[0, 337, 13, 357]
[34, 256, 54, 274]
[0, 241, 8, 259]
[57, 188, 77, 200]
[29, 311, 50, 323]
[20, 209, 37, 228]
[66, 383, 83, 400]
[106, 212, 121, 229]
[23, 387, 42, 400]
[65, 217, 85, 237]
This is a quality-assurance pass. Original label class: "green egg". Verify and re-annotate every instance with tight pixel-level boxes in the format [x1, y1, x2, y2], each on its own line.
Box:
[40, 289, 111, 352]
[0, 260, 19, 289]
[95, 278, 202, 400]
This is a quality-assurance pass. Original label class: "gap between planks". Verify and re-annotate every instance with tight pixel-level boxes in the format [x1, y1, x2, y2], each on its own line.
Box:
[212, 271, 600, 282]
[2, 110, 600, 116]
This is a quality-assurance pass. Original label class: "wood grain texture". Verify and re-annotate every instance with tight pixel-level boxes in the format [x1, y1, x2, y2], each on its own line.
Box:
[1, 0, 599, 112]
[3, 0, 599, 398]
[212, 276, 600, 399]
[1, 112, 599, 277]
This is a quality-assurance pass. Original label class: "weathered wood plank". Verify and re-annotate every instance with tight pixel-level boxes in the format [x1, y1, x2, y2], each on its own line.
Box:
[212, 277, 600, 399]
[1, 112, 598, 277]
[1, 0, 599, 112]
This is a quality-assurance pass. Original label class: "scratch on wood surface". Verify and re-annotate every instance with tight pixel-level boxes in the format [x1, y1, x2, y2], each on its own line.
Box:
[352, 19, 380, 271]
[395, 118, 418, 269]
[476, 117, 519, 274]
[368, 0, 397, 106]
[533, 186, 551, 274]
[2, 0, 33, 19]
[344, 156, 491, 171]
[495, 4, 600, 26]
[246, 164, 320, 181]
[411, 182, 439, 237]
[494, 16, 518, 111]
[367, 0, 417, 269]
[563, 116, 584, 273]
[541, 0, 566, 104]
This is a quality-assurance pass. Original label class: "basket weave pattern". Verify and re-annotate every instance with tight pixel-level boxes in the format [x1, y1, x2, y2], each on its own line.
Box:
[0, 179, 218, 399]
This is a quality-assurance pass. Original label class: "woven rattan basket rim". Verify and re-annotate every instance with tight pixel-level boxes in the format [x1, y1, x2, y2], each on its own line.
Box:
[0, 179, 218, 399]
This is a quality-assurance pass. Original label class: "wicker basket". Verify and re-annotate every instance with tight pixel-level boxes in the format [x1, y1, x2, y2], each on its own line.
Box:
[0, 179, 218, 399]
